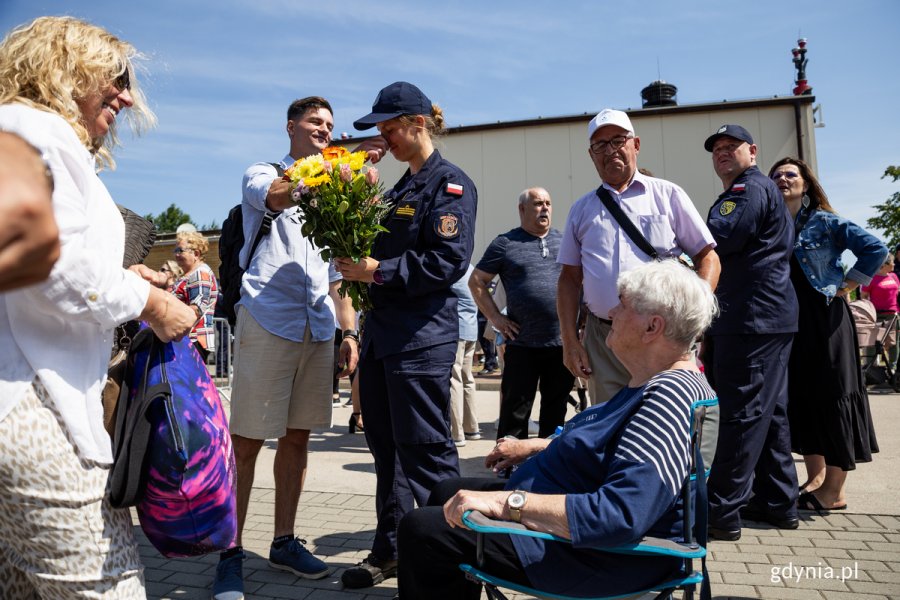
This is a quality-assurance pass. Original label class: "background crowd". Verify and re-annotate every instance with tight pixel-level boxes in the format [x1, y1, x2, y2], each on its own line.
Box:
[0, 14, 889, 600]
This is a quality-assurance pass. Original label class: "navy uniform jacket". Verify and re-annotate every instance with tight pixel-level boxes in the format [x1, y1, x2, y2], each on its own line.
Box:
[364, 150, 477, 359]
[706, 165, 798, 335]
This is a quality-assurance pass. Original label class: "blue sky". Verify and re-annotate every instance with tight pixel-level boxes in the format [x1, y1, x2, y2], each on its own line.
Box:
[2, 0, 898, 235]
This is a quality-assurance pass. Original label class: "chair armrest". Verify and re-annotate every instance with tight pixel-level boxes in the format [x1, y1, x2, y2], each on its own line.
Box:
[608, 536, 706, 559]
[463, 512, 705, 560]
[462, 510, 570, 543]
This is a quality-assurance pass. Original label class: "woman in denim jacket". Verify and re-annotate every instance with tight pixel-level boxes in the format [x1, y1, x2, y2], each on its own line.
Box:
[769, 157, 885, 514]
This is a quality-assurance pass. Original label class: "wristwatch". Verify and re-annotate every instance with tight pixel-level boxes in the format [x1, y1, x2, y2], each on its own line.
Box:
[342, 329, 360, 343]
[507, 490, 527, 523]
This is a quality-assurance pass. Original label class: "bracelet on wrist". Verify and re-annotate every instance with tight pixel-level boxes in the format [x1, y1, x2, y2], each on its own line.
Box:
[342, 329, 360, 343]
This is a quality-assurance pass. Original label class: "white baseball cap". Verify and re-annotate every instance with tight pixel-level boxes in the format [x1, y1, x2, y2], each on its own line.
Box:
[587, 109, 635, 141]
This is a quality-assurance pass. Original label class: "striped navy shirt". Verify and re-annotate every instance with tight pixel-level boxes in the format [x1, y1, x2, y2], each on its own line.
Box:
[615, 369, 713, 495]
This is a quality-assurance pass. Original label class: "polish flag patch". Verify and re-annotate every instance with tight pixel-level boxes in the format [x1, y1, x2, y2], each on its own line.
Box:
[446, 183, 464, 196]
[731, 183, 746, 192]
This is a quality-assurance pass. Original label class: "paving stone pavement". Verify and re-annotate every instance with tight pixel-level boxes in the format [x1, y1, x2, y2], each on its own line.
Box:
[138, 385, 900, 599]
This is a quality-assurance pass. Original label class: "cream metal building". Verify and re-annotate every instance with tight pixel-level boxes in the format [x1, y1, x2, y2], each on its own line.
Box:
[348, 94, 818, 261]
[147, 94, 818, 274]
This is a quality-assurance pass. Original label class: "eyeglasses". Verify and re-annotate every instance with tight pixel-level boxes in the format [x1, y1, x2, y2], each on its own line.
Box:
[539, 237, 548, 259]
[113, 68, 131, 91]
[160, 267, 172, 274]
[173, 247, 189, 254]
[771, 171, 801, 181]
[589, 135, 633, 155]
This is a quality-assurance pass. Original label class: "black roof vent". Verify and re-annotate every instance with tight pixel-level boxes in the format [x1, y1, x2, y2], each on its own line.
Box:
[641, 80, 678, 108]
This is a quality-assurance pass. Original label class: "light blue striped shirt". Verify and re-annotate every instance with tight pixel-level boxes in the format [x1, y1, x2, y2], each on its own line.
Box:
[237, 156, 340, 343]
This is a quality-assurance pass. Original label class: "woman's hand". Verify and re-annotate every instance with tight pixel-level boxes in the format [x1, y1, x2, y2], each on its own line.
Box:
[443, 490, 509, 529]
[484, 437, 550, 473]
[837, 280, 860, 300]
[354, 136, 389, 164]
[140, 287, 195, 342]
[129, 264, 168, 288]
[334, 256, 379, 283]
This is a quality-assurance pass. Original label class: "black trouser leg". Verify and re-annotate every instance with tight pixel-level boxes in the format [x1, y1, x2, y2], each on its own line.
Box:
[497, 345, 540, 439]
[536, 347, 575, 438]
[398, 478, 529, 600]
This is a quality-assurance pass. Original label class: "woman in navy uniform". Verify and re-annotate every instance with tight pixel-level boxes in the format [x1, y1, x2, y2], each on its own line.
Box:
[335, 81, 477, 589]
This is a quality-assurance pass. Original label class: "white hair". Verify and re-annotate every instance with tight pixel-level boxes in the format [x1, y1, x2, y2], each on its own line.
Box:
[517, 187, 548, 206]
[617, 259, 718, 349]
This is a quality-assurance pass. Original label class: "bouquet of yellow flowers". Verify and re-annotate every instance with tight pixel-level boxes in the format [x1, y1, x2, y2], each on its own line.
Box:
[284, 146, 390, 311]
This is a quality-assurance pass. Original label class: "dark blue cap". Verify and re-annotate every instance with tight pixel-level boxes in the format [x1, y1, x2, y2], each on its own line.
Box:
[354, 81, 432, 130]
[704, 124, 754, 152]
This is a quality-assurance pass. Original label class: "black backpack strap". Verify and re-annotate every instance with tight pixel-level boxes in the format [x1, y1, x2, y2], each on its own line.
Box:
[109, 331, 171, 508]
[595, 186, 659, 260]
[246, 162, 286, 263]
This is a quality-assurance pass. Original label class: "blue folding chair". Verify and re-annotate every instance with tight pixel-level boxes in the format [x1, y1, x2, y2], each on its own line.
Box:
[459, 398, 717, 600]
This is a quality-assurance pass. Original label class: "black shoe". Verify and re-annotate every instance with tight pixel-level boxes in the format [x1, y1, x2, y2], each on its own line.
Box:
[740, 504, 799, 529]
[341, 553, 398, 589]
[708, 526, 741, 541]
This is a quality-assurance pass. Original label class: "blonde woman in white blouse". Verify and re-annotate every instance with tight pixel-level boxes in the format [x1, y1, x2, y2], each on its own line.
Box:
[0, 16, 195, 598]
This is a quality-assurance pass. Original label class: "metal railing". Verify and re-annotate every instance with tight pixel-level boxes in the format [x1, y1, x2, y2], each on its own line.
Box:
[212, 317, 233, 390]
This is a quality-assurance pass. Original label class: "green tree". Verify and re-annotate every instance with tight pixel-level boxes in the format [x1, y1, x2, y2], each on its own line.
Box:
[145, 203, 194, 233]
[867, 166, 900, 249]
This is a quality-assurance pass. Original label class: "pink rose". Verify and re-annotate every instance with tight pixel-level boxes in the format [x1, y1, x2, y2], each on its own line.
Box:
[340, 163, 352, 182]
[323, 161, 333, 174]
[291, 187, 303, 202]
[365, 167, 379, 185]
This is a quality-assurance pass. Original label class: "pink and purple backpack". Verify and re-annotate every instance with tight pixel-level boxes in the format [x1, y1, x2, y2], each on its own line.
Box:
[109, 326, 237, 557]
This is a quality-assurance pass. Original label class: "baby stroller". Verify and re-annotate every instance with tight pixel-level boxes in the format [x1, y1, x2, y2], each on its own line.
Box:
[850, 298, 900, 390]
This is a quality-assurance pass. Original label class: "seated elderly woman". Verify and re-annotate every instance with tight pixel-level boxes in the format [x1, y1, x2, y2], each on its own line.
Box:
[396, 260, 718, 599]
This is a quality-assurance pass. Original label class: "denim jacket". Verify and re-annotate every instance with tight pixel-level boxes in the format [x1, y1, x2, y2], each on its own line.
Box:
[793, 207, 887, 303]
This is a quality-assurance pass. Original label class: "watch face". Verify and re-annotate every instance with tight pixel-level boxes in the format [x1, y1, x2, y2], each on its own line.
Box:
[508, 492, 526, 509]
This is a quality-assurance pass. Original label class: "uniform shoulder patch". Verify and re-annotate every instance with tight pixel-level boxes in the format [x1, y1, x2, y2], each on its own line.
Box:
[719, 201, 737, 216]
[446, 182, 464, 196]
[731, 183, 746, 192]
[435, 213, 460, 238]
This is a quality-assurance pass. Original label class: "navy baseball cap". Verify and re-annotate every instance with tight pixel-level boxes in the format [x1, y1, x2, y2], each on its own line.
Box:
[353, 81, 432, 130]
[704, 124, 754, 152]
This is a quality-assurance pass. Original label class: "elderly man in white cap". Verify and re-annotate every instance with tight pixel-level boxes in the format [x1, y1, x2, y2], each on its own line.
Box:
[557, 108, 721, 404]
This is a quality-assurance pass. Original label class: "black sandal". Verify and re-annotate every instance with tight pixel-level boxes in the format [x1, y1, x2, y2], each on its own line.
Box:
[348, 412, 364, 434]
[797, 491, 847, 514]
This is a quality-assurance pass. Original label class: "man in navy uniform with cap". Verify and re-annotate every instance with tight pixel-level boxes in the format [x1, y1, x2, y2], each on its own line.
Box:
[335, 81, 477, 589]
[702, 124, 800, 541]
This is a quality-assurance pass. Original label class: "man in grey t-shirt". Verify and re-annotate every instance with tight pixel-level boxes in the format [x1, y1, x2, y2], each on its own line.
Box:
[469, 187, 575, 439]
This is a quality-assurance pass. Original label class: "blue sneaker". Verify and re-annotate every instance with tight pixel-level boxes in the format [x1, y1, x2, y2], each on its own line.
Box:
[268, 537, 329, 579]
[212, 550, 244, 600]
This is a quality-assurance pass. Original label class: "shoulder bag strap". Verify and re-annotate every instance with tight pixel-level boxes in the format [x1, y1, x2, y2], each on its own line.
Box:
[595, 186, 659, 260]
[109, 331, 170, 507]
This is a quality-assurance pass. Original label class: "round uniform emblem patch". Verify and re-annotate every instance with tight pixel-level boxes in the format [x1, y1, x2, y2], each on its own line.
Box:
[719, 201, 736, 216]
[435, 213, 459, 238]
